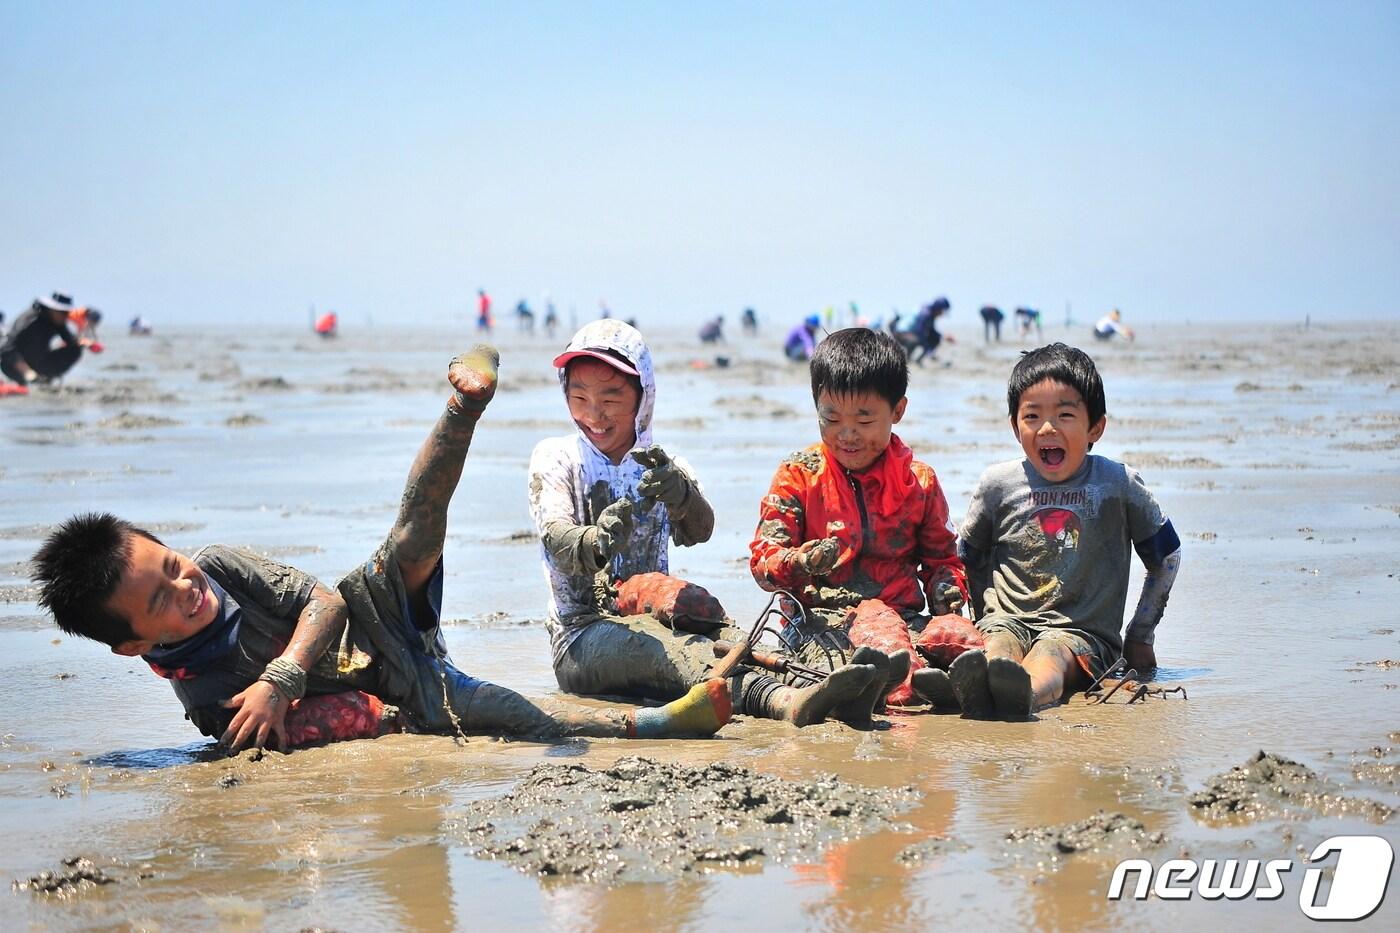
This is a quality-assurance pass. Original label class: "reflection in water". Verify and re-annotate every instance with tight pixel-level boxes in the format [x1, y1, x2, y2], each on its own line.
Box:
[87, 741, 224, 769]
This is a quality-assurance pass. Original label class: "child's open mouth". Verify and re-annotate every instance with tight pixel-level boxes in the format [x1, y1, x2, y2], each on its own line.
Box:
[1039, 446, 1066, 468]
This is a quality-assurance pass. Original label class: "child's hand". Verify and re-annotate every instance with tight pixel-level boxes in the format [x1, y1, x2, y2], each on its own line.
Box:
[795, 537, 841, 576]
[592, 498, 635, 562]
[221, 681, 290, 752]
[634, 446, 690, 509]
[929, 580, 965, 615]
[448, 345, 500, 416]
[1123, 639, 1156, 673]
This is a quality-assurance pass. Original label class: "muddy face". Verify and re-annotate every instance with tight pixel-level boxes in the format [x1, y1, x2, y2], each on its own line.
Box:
[815, 389, 906, 474]
[565, 359, 640, 464]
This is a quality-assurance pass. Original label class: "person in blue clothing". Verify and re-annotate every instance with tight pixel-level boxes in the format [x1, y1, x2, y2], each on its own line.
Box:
[784, 314, 823, 362]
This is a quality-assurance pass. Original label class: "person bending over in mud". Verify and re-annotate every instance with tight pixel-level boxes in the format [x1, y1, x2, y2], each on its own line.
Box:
[32, 347, 731, 753]
[750, 328, 976, 710]
[528, 320, 881, 728]
[954, 343, 1181, 719]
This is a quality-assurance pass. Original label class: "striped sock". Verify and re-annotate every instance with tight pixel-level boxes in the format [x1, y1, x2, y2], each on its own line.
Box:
[628, 679, 731, 738]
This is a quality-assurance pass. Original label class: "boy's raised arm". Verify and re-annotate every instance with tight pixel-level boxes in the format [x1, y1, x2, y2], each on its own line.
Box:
[634, 446, 714, 546]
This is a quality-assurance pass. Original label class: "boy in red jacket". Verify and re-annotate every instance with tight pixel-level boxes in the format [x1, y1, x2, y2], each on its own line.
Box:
[749, 328, 970, 705]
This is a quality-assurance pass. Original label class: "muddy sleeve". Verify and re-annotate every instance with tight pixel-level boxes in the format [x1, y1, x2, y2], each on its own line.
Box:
[1125, 522, 1181, 646]
[667, 456, 714, 547]
[1124, 468, 1168, 545]
[528, 442, 605, 576]
[914, 468, 969, 606]
[195, 546, 317, 621]
[748, 462, 813, 591]
[956, 472, 997, 618]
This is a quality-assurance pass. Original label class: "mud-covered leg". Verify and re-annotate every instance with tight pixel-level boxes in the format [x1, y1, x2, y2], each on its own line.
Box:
[462, 683, 730, 739]
[392, 347, 499, 620]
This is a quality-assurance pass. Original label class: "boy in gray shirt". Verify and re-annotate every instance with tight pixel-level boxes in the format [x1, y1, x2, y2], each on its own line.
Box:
[952, 343, 1181, 719]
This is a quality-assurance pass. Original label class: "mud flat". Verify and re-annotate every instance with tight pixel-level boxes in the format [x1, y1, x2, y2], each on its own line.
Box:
[449, 756, 918, 882]
[1188, 750, 1394, 823]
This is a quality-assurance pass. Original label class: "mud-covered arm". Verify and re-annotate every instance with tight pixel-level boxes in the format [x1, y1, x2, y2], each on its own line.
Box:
[223, 582, 349, 751]
[956, 475, 996, 619]
[915, 468, 969, 612]
[529, 441, 607, 576]
[663, 456, 714, 547]
[1124, 521, 1181, 647]
[749, 462, 819, 592]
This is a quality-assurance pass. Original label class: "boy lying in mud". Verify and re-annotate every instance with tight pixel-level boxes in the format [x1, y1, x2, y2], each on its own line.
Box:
[528, 320, 884, 727]
[32, 348, 732, 753]
[749, 328, 977, 708]
[952, 343, 1182, 718]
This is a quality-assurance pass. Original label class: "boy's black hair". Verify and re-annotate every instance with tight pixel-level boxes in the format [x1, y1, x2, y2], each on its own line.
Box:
[809, 328, 908, 408]
[1007, 343, 1107, 427]
[32, 513, 161, 648]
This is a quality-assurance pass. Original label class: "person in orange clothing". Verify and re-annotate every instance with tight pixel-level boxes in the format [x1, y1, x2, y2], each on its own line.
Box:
[749, 328, 969, 704]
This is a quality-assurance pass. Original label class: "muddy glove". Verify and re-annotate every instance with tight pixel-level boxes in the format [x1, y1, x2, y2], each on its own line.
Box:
[588, 498, 635, 565]
[447, 345, 500, 417]
[634, 446, 692, 513]
[791, 537, 841, 576]
[929, 580, 965, 616]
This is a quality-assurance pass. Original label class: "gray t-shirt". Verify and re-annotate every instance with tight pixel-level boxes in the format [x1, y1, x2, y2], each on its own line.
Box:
[957, 455, 1168, 654]
[167, 546, 378, 737]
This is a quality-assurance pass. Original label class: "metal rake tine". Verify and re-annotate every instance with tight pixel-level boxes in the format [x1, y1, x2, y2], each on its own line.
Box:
[1085, 656, 1128, 695]
[1094, 668, 1139, 705]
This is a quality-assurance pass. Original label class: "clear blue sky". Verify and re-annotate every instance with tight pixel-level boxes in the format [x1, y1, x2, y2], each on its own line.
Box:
[3, 2, 1397, 327]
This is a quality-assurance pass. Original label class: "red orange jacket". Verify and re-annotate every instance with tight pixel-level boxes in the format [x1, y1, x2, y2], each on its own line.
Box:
[749, 436, 967, 616]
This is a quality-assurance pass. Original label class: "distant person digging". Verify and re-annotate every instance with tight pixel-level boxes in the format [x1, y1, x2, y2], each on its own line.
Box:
[741, 307, 758, 336]
[698, 316, 725, 344]
[1, 293, 103, 389]
[979, 305, 1005, 343]
[32, 347, 733, 754]
[1093, 308, 1134, 342]
[784, 314, 823, 362]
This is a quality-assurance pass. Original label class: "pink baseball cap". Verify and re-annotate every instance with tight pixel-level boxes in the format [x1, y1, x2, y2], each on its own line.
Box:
[552, 348, 640, 377]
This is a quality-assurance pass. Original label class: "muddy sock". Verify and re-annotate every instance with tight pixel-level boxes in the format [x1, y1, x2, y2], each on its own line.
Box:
[987, 657, 1034, 719]
[950, 649, 995, 719]
[833, 647, 890, 728]
[628, 679, 731, 738]
[754, 664, 875, 727]
[883, 648, 912, 703]
[447, 345, 499, 417]
[911, 668, 959, 709]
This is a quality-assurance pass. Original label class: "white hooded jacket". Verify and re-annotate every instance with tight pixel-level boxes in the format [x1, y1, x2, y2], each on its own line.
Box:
[527, 320, 710, 664]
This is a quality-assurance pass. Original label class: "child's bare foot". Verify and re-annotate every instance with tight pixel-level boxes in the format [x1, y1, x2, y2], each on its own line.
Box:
[781, 663, 877, 727]
[448, 345, 499, 415]
[911, 668, 958, 709]
[987, 657, 1034, 719]
[950, 649, 995, 719]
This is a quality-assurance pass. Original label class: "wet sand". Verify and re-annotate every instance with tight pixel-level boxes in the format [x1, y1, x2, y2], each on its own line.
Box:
[2, 319, 1398, 930]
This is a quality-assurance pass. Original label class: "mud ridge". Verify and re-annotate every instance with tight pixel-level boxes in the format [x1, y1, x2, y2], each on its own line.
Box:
[1188, 750, 1393, 823]
[449, 756, 918, 882]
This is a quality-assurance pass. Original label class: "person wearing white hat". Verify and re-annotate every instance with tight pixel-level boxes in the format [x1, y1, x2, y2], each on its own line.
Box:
[0, 292, 103, 386]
